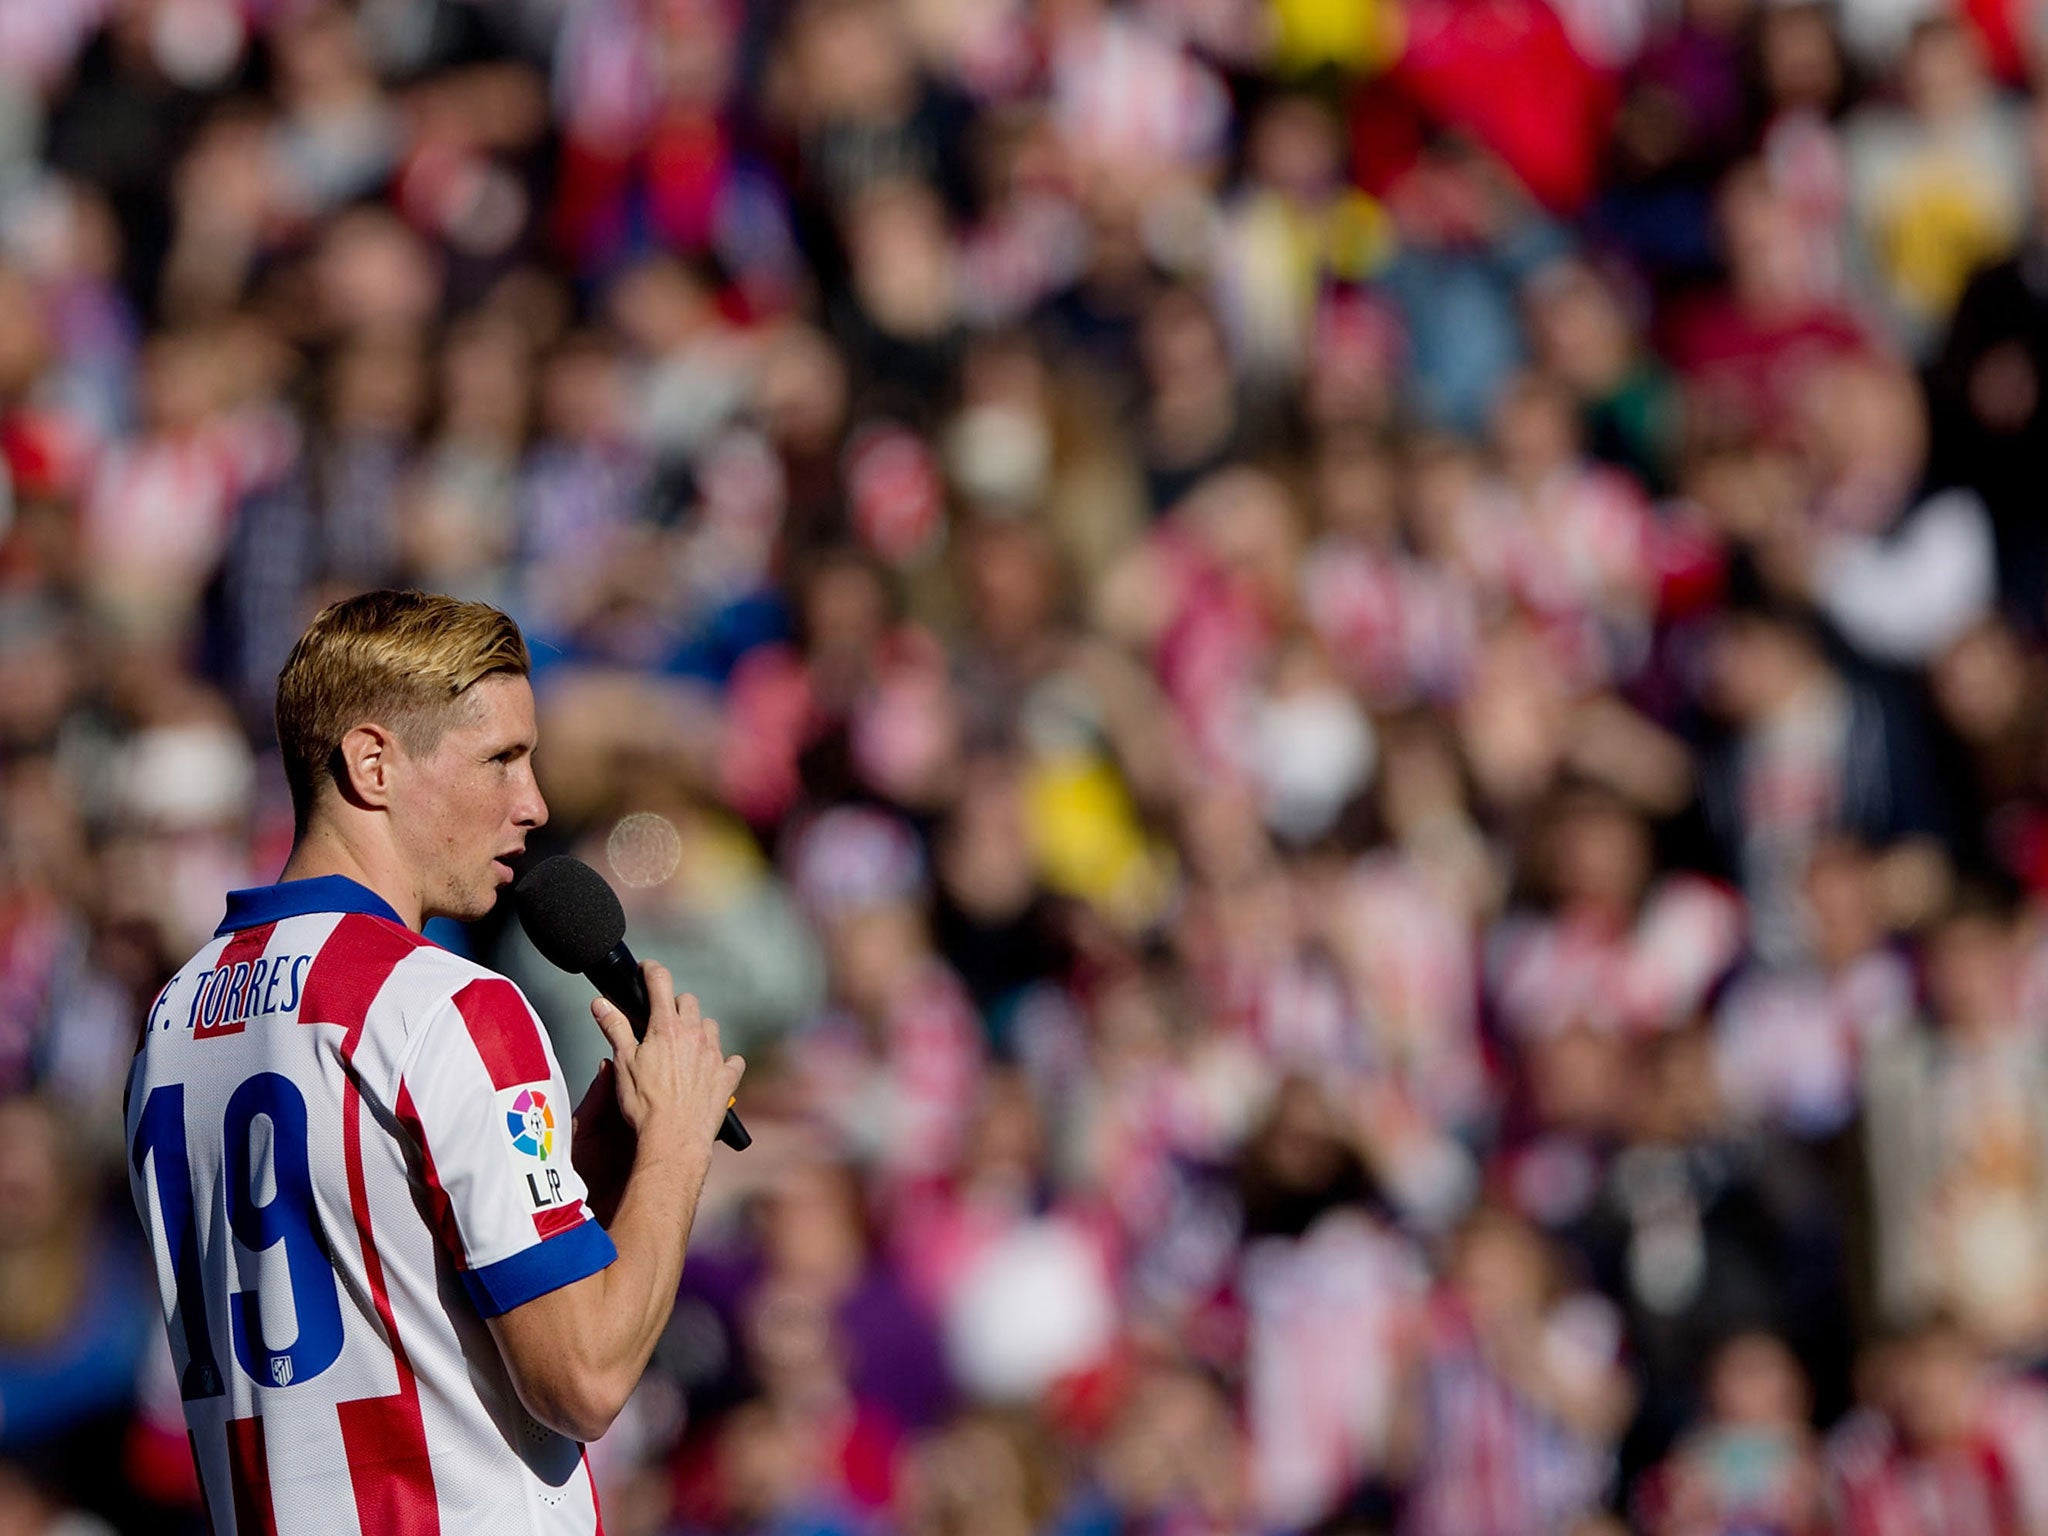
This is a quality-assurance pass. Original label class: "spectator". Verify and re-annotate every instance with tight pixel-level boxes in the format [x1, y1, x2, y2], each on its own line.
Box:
[1489, 785, 1743, 1044]
[1524, 260, 1684, 495]
[1714, 836, 1916, 1142]
[1845, 16, 2026, 352]
[1395, 1207, 1634, 1536]
[1864, 886, 2048, 1357]
[1790, 352, 1997, 670]
[1638, 1331, 1826, 1536]
[1823, 1317, 2048, 1536]
[1664, 162, 1869, 444]
[0, 1097, 154, 1524]
[1577, 1029, 1851, 1476]
[1928, 100, 2048, 622]
[1699, 592, 1946, 961]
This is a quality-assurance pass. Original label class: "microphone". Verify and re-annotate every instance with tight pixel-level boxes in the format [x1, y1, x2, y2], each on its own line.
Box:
[511, 854, 750, 1151]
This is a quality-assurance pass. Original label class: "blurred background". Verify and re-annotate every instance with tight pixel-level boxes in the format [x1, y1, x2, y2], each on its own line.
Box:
[23, 0, 2048, 1532]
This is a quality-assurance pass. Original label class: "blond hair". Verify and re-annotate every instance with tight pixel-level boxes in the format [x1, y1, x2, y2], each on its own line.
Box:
[276, 590, 530, 829]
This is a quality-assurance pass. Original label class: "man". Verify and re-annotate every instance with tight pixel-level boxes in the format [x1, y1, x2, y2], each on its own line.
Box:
[124, 590, 744, 1534]
[1699, 588, 1947, 964]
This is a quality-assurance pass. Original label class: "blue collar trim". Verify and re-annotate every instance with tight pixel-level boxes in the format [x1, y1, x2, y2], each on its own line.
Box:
[216, 875, 408, 936]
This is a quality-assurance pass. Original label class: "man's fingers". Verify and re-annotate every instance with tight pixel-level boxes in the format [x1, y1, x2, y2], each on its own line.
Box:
[591, 995, 637, 1060]
[641, 960, 676, 1030]
[605, 962, 742, 1143]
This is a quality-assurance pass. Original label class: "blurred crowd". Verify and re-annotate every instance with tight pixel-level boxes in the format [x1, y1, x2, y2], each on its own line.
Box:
[25, 0, 2048, 1533]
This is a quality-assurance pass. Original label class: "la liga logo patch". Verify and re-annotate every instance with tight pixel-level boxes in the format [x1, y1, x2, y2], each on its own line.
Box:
[506, 1088, 554, 1159]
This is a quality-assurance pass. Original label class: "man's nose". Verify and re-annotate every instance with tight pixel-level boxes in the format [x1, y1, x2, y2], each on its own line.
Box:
[516, 767, 548, 829]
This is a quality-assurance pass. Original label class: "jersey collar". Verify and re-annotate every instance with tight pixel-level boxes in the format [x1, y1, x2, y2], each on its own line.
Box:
[216, 875, 408, 936]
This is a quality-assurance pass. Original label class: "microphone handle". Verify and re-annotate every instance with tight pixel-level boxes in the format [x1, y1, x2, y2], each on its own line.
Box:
[587, 943, 750, 1151]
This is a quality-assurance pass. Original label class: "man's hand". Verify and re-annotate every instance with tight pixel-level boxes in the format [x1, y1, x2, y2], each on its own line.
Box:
[590, 961, 745, 1152]
[493, 963, 745, 1443]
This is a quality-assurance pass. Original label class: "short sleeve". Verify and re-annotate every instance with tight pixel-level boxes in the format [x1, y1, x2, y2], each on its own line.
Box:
[395, 976, 616, 1317]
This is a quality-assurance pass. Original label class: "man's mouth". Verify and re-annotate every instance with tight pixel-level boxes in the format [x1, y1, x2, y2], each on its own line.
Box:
[492, 850, 525, 881]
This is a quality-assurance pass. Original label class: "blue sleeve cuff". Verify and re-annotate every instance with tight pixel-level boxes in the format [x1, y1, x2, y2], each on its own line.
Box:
[461, 1221, 617, 1318]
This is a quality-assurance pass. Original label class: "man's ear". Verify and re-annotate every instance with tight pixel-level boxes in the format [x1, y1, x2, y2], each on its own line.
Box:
[333, 722, 402, 810]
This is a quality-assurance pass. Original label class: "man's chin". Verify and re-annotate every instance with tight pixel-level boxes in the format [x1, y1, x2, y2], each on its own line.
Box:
[427, 885, 501, 927]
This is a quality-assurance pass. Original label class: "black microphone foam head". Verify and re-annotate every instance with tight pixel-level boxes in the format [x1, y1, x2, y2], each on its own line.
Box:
[512, 855, 627, 974]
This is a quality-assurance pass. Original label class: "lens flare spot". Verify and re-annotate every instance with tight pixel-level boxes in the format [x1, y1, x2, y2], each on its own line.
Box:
[607, 812, 683, 889]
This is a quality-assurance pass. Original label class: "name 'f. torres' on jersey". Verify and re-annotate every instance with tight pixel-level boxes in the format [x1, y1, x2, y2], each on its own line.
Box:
[125, 876, 618, 1536]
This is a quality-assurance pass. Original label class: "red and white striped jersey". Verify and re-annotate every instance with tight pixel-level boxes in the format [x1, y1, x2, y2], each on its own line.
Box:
[125, 875, 618, 1536]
